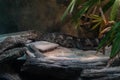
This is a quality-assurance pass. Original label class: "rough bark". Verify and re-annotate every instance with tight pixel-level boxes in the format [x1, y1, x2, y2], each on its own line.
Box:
[0, 47, 26, 63]
[21, 57, 83, 80]
[0, 30, 42, 54]
[0, 30, 120, 80]
[0, 37, 26, 54]
[0, 73, 22, 80]
[81, 67, 120, 80]
[0, 30, 40, 42]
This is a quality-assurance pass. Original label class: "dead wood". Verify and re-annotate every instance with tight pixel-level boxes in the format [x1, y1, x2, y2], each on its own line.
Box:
[81, 67, 120, 80]
[0, 47, 26, 63]
[0, 37, 26, 54]
[0, 30, 40, 42]
[27, 44, 45, 58]
[21, 57, 83, 80]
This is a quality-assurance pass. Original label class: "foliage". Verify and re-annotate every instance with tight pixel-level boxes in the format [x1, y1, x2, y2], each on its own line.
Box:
[98, 22, 120, 58]
[98, 0, 120, 60]
[62, 0, 116, 38]
[62, 0, 120, 65]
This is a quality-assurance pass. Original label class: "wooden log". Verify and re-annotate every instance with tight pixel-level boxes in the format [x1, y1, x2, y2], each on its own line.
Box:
[21, 57, 83, 80]
[1, 30, 119, 80]
[81, 67, 120, 80]
[0, 30, 42, 53]
[0, 47, 26, 63]
[26, 44, 45, 58]
[0, 30, 40, 42]
[92, 74, 120, 80]
[0, 30, 41, 54]
[81, 73, 120, 80]
[0, 37, 26, 54]
[0, 73, 22, 80]
[83, 67, 120, 74]
[20, 56, 108, 79]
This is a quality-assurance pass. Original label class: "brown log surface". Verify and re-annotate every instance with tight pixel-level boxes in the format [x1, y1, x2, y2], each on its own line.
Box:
[0, 30, 120, 80]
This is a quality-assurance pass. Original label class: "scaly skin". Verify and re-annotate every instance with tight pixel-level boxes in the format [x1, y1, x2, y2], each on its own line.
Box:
[39, 32, 99, 50]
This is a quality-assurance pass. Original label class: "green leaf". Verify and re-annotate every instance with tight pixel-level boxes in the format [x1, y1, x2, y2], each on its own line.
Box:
[73, 0, 99, 20]
[110, 32, 120, 58]
[61, 0, 77, 21]
[76, 0, 82, 5]
[110, 22, 120, 31]
[110, 0, 120, 20]
[90, 15, 101, 19]
[97, 30, 111, 50]
[97, 22, 119, 50]
[70, 0, 76, 13]
[74, 20, 81, 29]
[92, 19, 102, 22]
[103, 0, 115, 13]
[91, 22, 101, 30]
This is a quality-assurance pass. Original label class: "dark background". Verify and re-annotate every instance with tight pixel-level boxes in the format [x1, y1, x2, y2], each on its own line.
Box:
[0, 0, 98, 38]
[0, 0, 67, 34]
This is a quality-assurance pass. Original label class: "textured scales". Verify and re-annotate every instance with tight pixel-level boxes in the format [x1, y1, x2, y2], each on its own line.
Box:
[39, 32, 99, 50]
